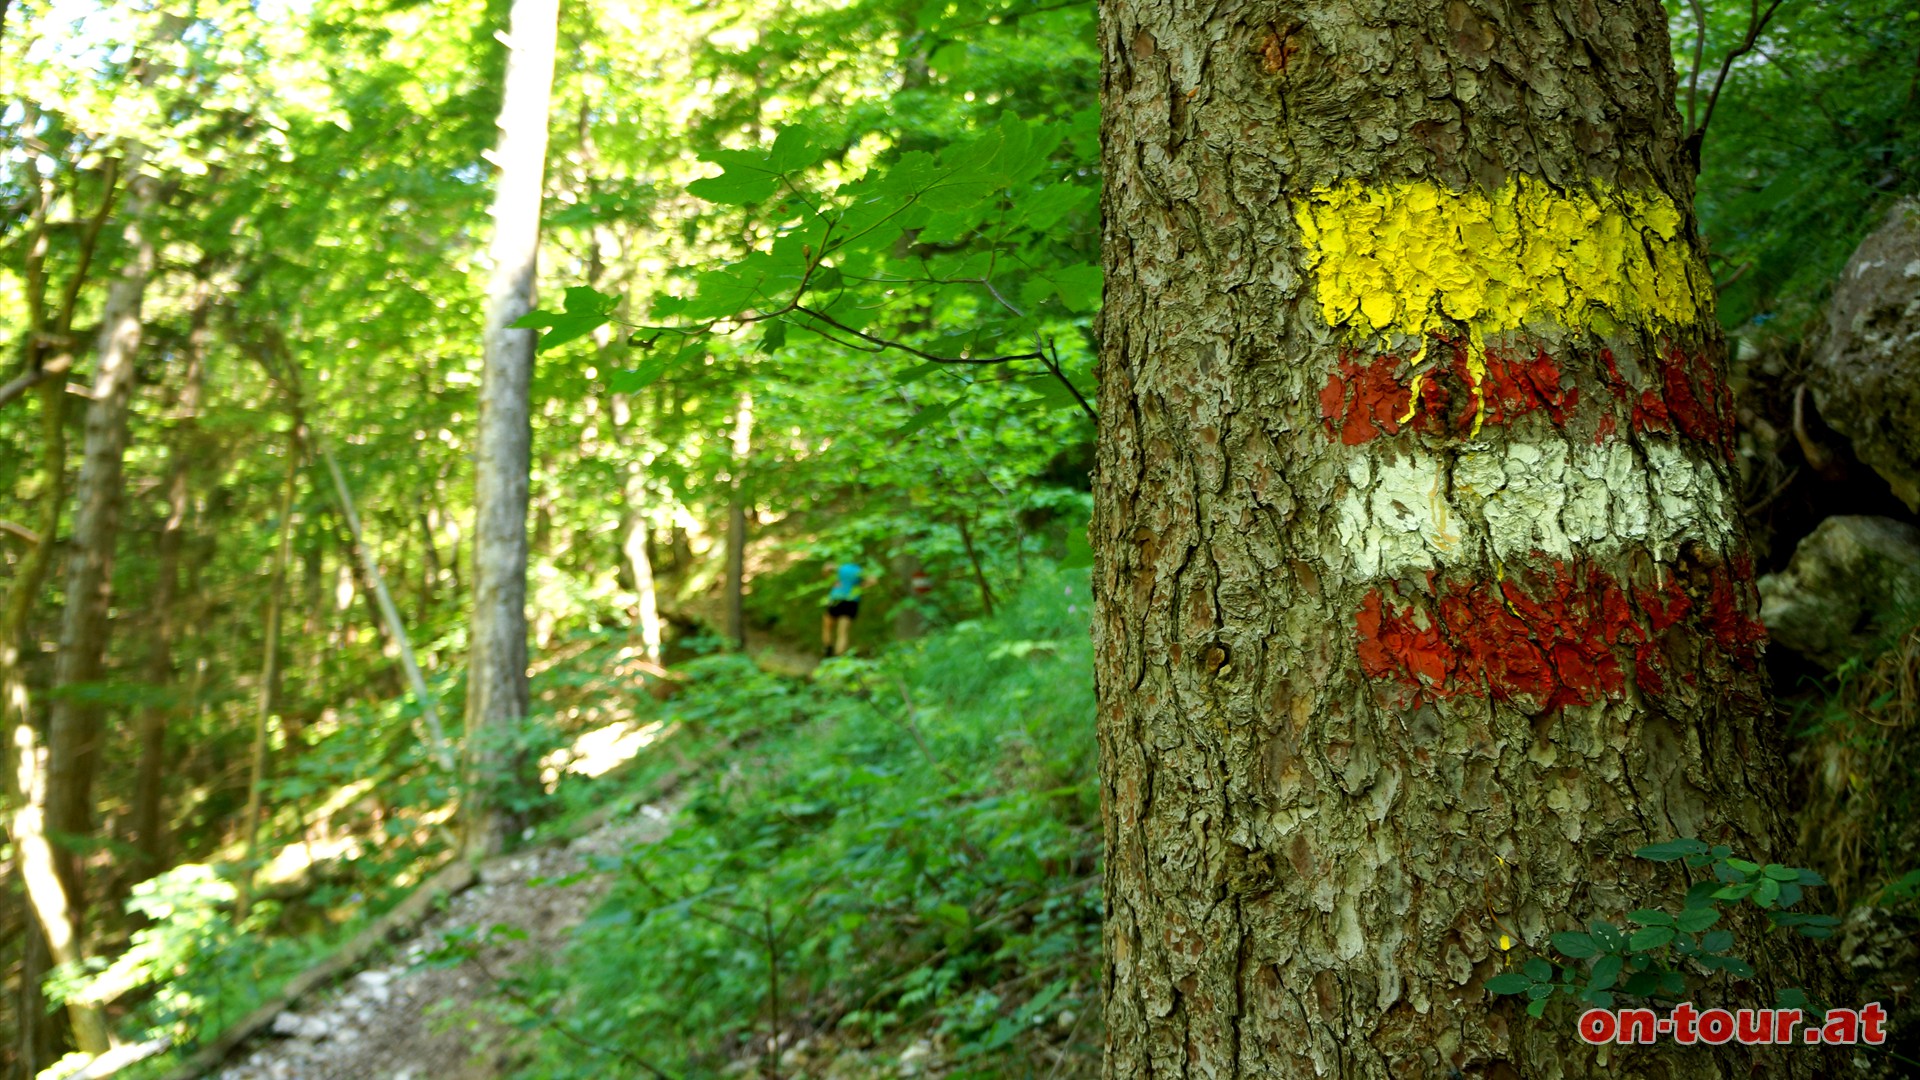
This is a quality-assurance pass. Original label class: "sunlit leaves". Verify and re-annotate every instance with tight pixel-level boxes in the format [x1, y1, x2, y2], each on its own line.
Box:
[512, 284, 620, 352]
[686, 125, 829, 205]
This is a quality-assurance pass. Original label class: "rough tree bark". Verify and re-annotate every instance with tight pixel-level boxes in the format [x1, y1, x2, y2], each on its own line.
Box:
[1094, 1, 1820, 1076]
[466, 0, 558, 857]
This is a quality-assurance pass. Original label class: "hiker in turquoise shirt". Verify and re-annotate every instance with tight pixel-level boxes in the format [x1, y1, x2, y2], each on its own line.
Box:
[822, 560, 867, 657]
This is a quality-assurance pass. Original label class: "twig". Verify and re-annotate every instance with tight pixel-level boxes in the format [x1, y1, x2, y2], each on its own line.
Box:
[1693, 0, 1788, 145]
[1715, 259, 1754, 291]
[1045, 995, 1092, 1080]
[465, 947, 679, 1079]
[1792, 384, 1833, 472]
[763, 899, 782, 1080]
[1037, 336, 1099, 423]
[1684, 0, 1709, 133]
[1743, 466, 1801, 516]
[791, 304, 1044, 366]
[0, 520, 42, 546]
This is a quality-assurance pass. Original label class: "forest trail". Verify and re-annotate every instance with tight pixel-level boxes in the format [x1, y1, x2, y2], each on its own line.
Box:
[197, 614, 825, 1080]
[207, 794, 682, 1080]
[661, 591, 827, 678]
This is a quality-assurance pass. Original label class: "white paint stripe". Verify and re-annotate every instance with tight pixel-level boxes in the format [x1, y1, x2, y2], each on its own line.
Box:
[1332, 440, 1734, 580]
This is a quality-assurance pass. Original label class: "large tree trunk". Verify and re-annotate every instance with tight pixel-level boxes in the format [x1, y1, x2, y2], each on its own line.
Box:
[1094, 2, 1818, 1076]
[465, 0, 558, 857]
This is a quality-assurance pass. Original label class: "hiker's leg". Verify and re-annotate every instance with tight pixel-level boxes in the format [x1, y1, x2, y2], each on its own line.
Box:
[822, 611, 835, 655]
[835, 615, 853, 656]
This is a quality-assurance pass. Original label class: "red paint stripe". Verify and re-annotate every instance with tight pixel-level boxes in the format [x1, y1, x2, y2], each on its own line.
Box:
[1356, 557, 1764, 711]
[1603, 344, 1738, 461]
[1321, 338, 1733, 456]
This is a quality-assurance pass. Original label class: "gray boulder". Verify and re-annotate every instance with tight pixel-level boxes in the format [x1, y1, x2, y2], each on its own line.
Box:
[1759, 516, 1920, 669]
[1811, 199, 1920, 510]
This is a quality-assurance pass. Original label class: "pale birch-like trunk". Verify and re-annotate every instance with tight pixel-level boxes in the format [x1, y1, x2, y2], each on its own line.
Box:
[725, 390, 753, 647]
[1095, 1, 1825, 1076]
[621, 479, 663, 665]
[318, 444, 452, 769]
[466, 0, 558, 857]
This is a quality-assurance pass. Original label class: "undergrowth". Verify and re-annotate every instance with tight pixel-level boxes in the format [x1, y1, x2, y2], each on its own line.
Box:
[499, 567, 1101, 1079]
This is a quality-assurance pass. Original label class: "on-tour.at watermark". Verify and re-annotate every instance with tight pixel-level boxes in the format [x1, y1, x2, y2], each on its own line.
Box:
[1578, 1002, 1888, 1045]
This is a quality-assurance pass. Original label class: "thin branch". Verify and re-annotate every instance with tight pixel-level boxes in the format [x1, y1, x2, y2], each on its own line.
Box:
[791, 305, 1043, 366]
[1036, 337, 1099, 424]
[1685, 0, 1709, 133]
[0, 520, 43, 546]
[1716, 259, 1755, 291]
[974, 277, 1026, 319]
[55, 155, 125, 334]
[0, 354, 70, 412]
[1694, 0, 1788, 145]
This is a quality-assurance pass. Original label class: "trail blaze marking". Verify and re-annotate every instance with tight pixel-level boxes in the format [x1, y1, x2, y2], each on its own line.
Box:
[1334, 440, 1736, 579]
[1355, 558, 1765, 710]
[1294, 177, 1712, 435]
[1320, 342, 1576, 445]
[1292, 177, 1709, 339]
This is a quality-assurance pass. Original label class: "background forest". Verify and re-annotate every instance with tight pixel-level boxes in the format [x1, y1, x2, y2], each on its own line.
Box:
[1, 0, 1917, 1077]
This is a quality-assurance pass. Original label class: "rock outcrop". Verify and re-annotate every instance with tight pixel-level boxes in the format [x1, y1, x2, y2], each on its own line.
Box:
[1811, 199, 1920, 511]
[1759, 515, 1920, 669]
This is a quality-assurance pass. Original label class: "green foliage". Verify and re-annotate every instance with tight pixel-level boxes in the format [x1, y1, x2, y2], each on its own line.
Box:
[508, 569, 1098, 1077]
[1488, 840, 1838, 1016]
[45, 865, 329, 1055]
[1672, 0, 1920, 332]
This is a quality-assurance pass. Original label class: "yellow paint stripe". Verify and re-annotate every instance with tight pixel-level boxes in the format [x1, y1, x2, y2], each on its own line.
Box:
[1292, 178, 1712, 434]
[1293, 177, 1711, 337]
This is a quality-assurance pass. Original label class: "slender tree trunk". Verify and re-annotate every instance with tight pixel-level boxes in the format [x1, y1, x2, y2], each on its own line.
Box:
[725, 390, 753, 647]
[954, 515, 995, 618]
[417, 509, 443, 624]
[127, 288, 208, 889]
[890, 550, 926, 641]
[1095, 2, 1820, 1076]
[344, 543, 404, 693]
[466, 0, 558, 857]
[236, 434, 299, 922]
[36, 161, 158, 1059]
[2, 380, 110, 1059]
[14, 906, 53, 1078]
[317, 445, 453, 768]
[621, 475, 663, 665]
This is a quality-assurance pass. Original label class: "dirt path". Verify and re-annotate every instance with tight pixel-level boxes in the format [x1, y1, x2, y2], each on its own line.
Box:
[210, 795, 680, 1080]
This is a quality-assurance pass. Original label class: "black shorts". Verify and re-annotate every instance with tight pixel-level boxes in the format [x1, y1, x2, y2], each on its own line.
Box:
[826, 598, 861, 619]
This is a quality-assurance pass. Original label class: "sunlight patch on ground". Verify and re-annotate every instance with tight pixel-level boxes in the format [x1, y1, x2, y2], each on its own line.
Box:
[540, 719, 673, 790]
[258, 835, 363, 887]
